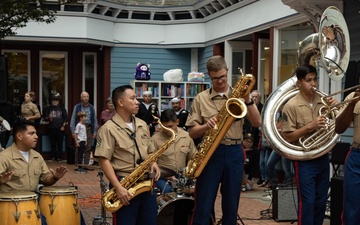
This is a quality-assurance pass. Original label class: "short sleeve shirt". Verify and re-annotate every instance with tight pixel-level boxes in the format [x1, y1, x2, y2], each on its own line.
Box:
[342, 92, 360, 144]
[95, 113, 151, 176]
[0, 143, 51, 192]
[148, 128, 196, 173]
[185, 87, 244, 140]
[21, 102, 40, 120]
[282, 92, 323, 144]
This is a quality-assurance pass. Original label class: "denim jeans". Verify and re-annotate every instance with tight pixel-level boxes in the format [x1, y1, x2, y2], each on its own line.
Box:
[266, 150, 293, 183]
[259, 146, 271, 181]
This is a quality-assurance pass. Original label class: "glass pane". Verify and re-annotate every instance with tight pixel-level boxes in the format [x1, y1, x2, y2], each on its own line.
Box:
[259, 40, 270, 100]
[279, 24, 313, 83]
[84, 54, 95, 104]
[3, 51, 30, 115]
[232, 51, 244, 86]
[41, 52, 66, 111]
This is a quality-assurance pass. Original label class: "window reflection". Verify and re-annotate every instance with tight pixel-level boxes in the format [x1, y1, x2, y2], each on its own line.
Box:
[279, 24, 313, 83]
[2, 51, 30, 115]
[41, 52, 66, 111]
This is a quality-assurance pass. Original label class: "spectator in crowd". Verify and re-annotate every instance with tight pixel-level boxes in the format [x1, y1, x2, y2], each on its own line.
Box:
[0, 102, 15, 148]
[99, 97, 115, 127]
[258, 136, 272, 187]
[74, 111, 87, 174]
[70, 91, 98, 165]
[136, 90, 159, 136]
[242, 133, 259, 191]
[170, 97, 189, 131]
[29, 91, 42, 127]
[265, 106, 293, 188]
[44, 93, 68, 161]
[148, 109, 196, 194]
[21, 91, 41, 123]
[243, 90, 263, 184]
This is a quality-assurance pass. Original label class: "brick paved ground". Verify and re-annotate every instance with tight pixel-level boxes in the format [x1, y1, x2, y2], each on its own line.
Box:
[51, 161, 331, 225]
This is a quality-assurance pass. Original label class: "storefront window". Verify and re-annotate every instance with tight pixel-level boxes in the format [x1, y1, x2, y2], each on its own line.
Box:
[40, 52, 67, 111]
[279, 24, 313, 83]
[1, 50, 30, 115]
[83, 53, 97, 109]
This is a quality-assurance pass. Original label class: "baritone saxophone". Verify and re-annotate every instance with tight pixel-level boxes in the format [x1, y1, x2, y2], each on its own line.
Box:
[185, 70, 255, 179]
[101, 116, 176, 212]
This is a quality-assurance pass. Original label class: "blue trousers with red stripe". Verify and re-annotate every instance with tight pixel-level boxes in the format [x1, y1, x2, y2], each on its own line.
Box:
[293, 154, 329, 225]
[343, 147, 360, 225]
[191, 144, 244, 225]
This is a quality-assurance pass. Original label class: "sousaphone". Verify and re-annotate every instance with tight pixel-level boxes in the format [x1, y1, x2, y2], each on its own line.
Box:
[262, 6, 350, 160]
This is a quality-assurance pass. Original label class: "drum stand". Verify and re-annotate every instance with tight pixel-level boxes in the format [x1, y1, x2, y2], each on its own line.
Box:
[93, 171, 111, 225]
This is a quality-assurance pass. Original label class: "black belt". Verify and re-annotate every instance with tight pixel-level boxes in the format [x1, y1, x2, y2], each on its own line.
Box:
[220, 139, 242, 145]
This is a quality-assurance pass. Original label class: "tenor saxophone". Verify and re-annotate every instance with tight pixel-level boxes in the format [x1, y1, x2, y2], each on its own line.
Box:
[102, 116, 176, 212]
[185, 71, 255, 179]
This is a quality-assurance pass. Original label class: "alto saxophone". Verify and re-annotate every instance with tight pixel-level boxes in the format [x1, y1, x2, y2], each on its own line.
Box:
[185, 70, 255, 179]
[102, 116, 176, 212]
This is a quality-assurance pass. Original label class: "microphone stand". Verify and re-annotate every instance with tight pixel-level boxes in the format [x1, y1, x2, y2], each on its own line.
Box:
[93, 171, 111, 225]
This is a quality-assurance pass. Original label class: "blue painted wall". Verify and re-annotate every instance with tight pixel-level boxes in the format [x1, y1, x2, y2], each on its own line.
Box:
[110, 46, 214, 93]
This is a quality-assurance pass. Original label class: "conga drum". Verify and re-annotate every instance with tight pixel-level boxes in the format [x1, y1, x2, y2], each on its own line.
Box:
[39, 186, 80, 225]
[0, 191, 41, 225]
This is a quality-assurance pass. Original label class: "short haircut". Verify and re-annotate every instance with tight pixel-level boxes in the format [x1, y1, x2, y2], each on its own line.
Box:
[12, 119, 36, 137]
[160, 109, 178, 123]
[296, 65, 317, 80]
[77, 111, 86, 120]
[206, 55, 228, 74]
[112, 85, 134, 109]
[26, 91, 36, 99]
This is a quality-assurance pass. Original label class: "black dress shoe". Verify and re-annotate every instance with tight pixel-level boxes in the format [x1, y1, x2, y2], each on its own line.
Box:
[257, 179, 264, 185]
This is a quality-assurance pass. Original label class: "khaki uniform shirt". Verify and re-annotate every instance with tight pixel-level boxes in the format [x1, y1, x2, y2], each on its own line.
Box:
[282, 92, 323, 145]
[21, 102, 40, 120]
[149, 128, 196, 173]
[0, 143, 51, 192]
[95, 113, 151, 176]
[343, 92, 360, 144]
[185, 87, 244, 140]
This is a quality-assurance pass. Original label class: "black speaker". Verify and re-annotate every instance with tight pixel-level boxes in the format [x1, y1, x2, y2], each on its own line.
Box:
[330, 176, 344, 225]
[330, 142, 350, 164]
[0, 55, 8, 103]
[272, 186, 298, 222]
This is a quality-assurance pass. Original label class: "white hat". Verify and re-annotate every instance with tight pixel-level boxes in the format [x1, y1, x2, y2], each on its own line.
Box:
[170, 97, 180, 103]
[143, 91, 152, 95]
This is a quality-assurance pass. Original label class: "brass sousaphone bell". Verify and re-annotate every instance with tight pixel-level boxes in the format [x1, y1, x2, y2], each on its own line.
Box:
[261, 6, 350, 160]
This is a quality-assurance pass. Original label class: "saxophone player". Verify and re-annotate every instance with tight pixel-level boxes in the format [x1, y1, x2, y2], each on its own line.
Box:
[185, 55, 261, 225]
[335, 87, 360, 225]
[95, 85, 161, 225]
[281, 65, 337, 225]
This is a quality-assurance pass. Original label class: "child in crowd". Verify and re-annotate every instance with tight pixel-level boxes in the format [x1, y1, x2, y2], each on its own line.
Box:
[242, 133, 258, 191]
[74, 111, 87, 174]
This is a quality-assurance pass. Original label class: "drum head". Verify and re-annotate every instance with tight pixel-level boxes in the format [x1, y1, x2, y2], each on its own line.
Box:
[0, 191, 37, 201]
[157, 194, 194, 225]
[2, 119, 10, 131]
[39, 186, 77, 195]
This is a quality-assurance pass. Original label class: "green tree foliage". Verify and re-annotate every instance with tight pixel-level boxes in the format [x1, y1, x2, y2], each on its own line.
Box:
[0, 0, 57, 39]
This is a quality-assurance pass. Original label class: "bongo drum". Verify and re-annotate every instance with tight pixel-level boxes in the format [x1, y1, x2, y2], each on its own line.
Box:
[0, 191, 41, 225]
[39, 186, 80, 225]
